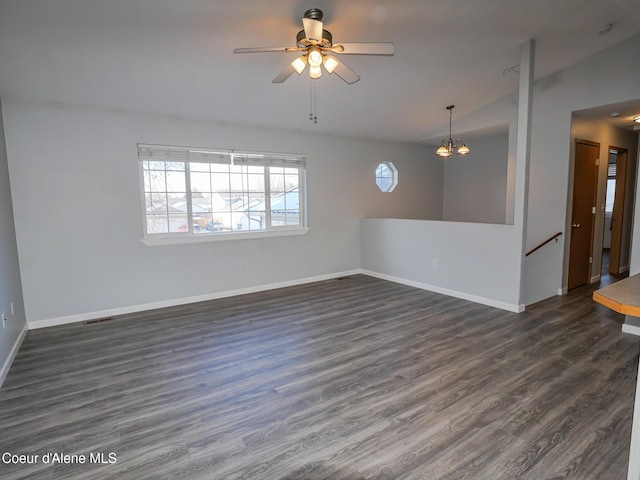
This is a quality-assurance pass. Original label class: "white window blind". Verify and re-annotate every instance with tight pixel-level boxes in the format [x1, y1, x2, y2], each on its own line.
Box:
[138, 144, 232, 165]
[229, 154, 306, 168]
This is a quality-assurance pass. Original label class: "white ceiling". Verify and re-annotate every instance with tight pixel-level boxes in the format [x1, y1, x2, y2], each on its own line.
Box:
[574, 98, 640, 130]
[0, 0, 639, 143]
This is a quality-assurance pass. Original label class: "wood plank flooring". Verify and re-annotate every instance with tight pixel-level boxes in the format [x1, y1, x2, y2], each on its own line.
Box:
[0, 274, 638, 479]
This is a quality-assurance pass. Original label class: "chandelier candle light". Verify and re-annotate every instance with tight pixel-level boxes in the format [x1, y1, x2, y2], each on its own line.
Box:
[436, 105, 470, 158]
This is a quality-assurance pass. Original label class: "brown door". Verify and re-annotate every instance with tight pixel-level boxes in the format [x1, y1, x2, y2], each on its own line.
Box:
[568, 140, 599, 290]
[608, 147, 628, 274]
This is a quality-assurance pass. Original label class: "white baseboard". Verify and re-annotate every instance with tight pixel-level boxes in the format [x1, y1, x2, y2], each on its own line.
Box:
[590, 274, 601, 284]
[361, 270, 525, 313]
[28, 267, 527, 330]
[0, 323, 28, 389]
[557, 287, 568, 295]
[27, 270, 363, 329]
[622, 322, 640, 337]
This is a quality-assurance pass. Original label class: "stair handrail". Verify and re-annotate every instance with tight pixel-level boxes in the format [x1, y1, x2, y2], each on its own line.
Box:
[526, 232, 563, 257]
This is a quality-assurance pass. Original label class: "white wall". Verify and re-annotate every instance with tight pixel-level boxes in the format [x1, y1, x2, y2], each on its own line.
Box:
[443, 133, 509, 224]
[4, 35, 640, 330]
[361, 219, 524, 311]
[625, 124, 640, 480]
[361, 41, 534, 313]
[0, 100, 27, 386]
[405, 33, 640, 307]
[521, 33, 640, 304]
[439, 33, 640, 305]
[2, 100, 442, 326]
[523, 112, 573, 303]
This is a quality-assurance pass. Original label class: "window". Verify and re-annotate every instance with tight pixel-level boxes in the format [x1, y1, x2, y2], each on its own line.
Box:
[138, 144, 306, 240]
[375, 161, 398, 192]
[606, 157, 616, 214]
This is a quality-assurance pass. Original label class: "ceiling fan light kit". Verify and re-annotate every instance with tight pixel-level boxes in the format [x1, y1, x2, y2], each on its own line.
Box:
[233, 8, 395, 122]
[233, 8, 394, 84]
[436, 105, 470, 158]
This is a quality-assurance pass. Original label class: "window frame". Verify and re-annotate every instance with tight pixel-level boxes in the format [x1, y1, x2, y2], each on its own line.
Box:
[138, 144, 309, 245]
[375, 161, 398, 192]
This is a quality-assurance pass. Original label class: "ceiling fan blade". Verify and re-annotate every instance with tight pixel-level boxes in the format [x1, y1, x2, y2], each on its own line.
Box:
[331, 42, 395, 55]
[332, 59, 360, 85]
[233, 46, 303, 54]
[302, 17, 323, 43]
[272, 64, 296, 84]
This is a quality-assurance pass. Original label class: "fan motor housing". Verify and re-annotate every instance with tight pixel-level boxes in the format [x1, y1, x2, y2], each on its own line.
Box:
[296, 29, 333, 47]
[303, 8, 323, 21]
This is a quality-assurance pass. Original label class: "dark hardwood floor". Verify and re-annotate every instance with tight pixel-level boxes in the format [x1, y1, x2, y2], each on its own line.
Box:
[1, 274, 638, 479]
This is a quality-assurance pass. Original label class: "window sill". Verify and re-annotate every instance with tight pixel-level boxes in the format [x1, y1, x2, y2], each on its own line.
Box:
[141, 227, 310, 246]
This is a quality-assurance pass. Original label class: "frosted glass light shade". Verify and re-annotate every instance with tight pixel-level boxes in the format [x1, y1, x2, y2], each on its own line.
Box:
[457, 144, 470, 155]
[323, 55, 339, 74]
[308, 49, 323, 67]
[309, 65, 322, 79]
[436, 144, 451, 157]
[291, 56, 308, 74]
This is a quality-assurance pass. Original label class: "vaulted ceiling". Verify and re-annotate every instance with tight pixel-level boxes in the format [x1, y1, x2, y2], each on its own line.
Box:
[0, 0, 639, 143]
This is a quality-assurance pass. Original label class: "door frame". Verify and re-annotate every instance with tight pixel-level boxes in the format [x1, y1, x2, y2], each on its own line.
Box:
[601, 146, 629, 274]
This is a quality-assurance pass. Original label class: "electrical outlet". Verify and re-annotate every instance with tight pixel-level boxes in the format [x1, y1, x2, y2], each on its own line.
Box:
[432, 259, 438, 269]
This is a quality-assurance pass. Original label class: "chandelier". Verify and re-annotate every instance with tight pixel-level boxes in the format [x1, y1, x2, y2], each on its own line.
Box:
[436, 105, 470, 158]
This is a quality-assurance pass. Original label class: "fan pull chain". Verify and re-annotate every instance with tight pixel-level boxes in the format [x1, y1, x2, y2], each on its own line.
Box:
[309, 81, 318, 124]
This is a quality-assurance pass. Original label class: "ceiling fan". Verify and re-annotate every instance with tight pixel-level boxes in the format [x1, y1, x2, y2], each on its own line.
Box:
[233, 8, 395, 85]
